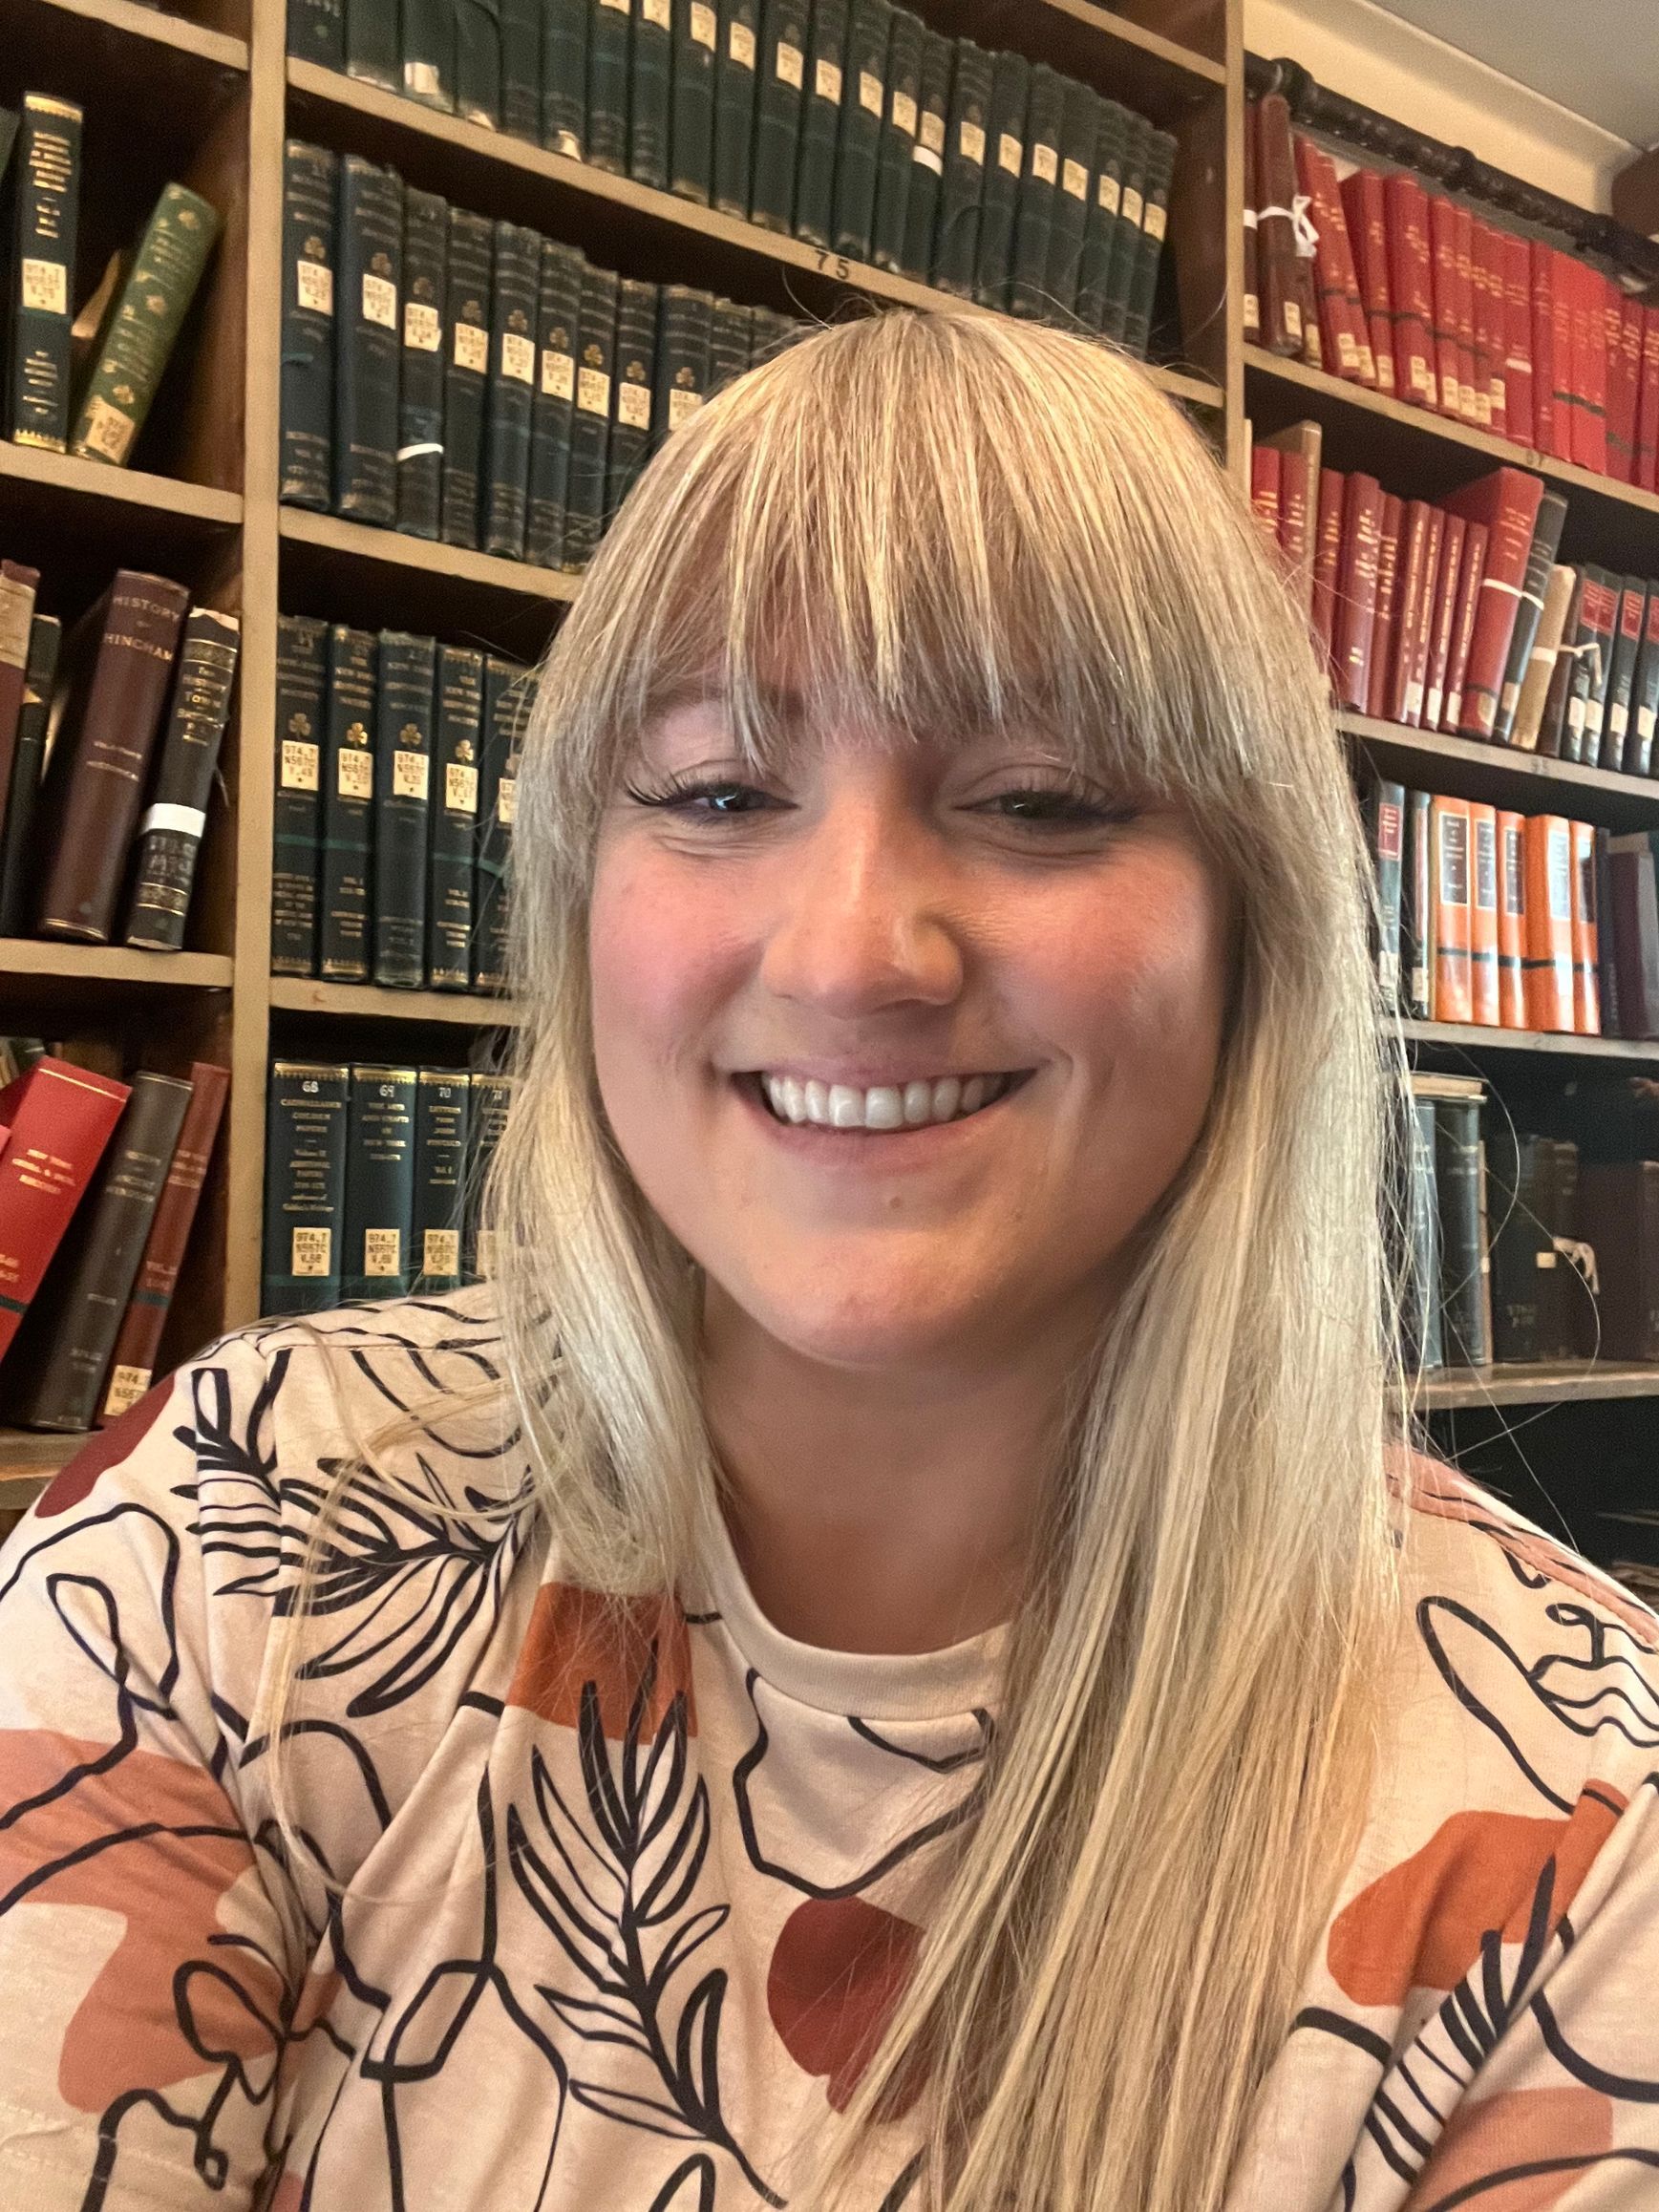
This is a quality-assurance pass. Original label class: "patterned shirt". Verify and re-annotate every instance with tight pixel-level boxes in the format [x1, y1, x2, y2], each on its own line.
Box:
[0, 1290, 1655, 2211]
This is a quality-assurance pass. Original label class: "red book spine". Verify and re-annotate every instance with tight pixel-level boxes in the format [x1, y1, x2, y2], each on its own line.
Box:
[1530, 241, 1558, 458]
[1608, 290, 1643, 485]
[1478, 223, 1507, 439]
[1406, 507, 1444, 728]
[1502, 232, 1534, 450]
[1332, 473, 1384, 713]
[1637, 305, 1659, 495]
[1423, 512, 1467, 732]
[1311, 467, 1345, 670]
[1443, 468, 1548, 739]
[1340, 166, 1395, 397]
[1453, 202, 1479, 424]
[1250, 445, 1281, 543]
[1387, 500, 1434, 725]
[0, 1058, 131, 1362]
[1298, 140, 1374, 387]
[1469, 219, 1496, 432]
[1550, 249, 1577, 463]
[1242, 106, 1261, 346]
[1427, 194, 1462, 419]
[1276, 448, 1312, 612]
[1440, 522, 1488, 734]
[1366, 495, 1404, 721]
[1383, 173, 1436, 407]
[1570, 259, 1607, 474]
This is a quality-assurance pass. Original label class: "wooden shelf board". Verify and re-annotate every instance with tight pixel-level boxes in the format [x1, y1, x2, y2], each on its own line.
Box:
[22, 0, 247, 70]
[0, 941, 233, 989]
[269, 977, 521, 1026]
[1029, 0, 1226, 85]
[0, 1430, 80, 1488]
[1418, 1362, 1659, 1412]
[279, 507, 581, 603]
[1400, 1017, 1659, 1066]
[1341, 713, 1659, 828]
[0, 439, 241, 527]
[287, 62, 1223, 415]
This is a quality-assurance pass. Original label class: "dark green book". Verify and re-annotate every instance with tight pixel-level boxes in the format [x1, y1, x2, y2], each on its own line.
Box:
[279, 140, 338, 511]
[271, 614, 328, 978]
[401, 0, 454, 105]
[708, 293, 751, 391]
[441, 207, 493, 548]
[500, 0, 542, 137]
[344, 1064, 418, 1301]
[564, 261, 618, 569]
[832, 0, 891, 264]
[1364, 776, 1405, 1005]
[542, 0, 589, 155]
[0, 613, 59, 939]
[1075, 99, 1127, 332]
[320, 626, 377, 984]
[1401, 786, 1433, 1020]
[652, 282, 712, 451]
[900, 29, 950, 282]
[372, 630, 436, 988]
[5, 96, 81, 450]
[606, 278, 659, 513]
[124, 609, 242, 952]
[931, 38, 990, 297]
[870, 7, 922, 273]
[288, 0, 344, 64]
[1602, 577, 1648, 773]
[413, 1071, 470, 1292]
[396, 186, 448, 541]
[713, 0, 759, 216]
[1433, 1095, 1487, 1368]
[526, 237, 584, 566]
[345, 0, 398, 86]
[795, 0, 848, 249]
[70, 183, 222, 470]
[1631, 594, 1659, 778]
[630, 0, 672, 187]
[464, 1072, 513, 1281]
[475, 656, 526, 991]
[263, 1061, 350, 1314]
[748, 304, 797, 366]
[457, 0, 503, 126]
[1486, 1121, 1549, 1365]
[751, 0, 807, 233]
[1009, 62, 1062, 320]
[334, 157, 403, 526]
[1101, 108, 1150, 345]
[482, 219, 541, 560]
[670, 0, 717, 201]
[1044, 78, 1097, 317]
[1402, 1095, 1441, 1371]
[587, 0, 633, 173]
[429, 644, 483, 989]
[969, 48, 1024, 308]
[1123, 126, 1177, 358]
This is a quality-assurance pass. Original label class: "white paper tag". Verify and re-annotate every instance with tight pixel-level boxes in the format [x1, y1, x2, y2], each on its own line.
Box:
[446, 761, 479, 813]
[577, 365, 610, 415]
[393, 749, 429, 798]
[668, 385, 703, 427]
[542, 349, 574, 399]
[282, 738, 319, 791]
[423, 1227, 460, 1276]
[729, 18, 755, 66]
[643, 0, 670, 21]
[1097, 173, 1120, 213]
[920, 109, 946, 155]
[362, 272, 397, 329]
[599, 0, 628, 11]
[454, 321, 489, 372]
[404, 58, 440, 96]
[77, 395, 134, 464]
[1567, 697, 1586, 738]
[1062, 157, 1088, 201]
[1611, 701, 1630, 739]
[1144, 201, 1167, 242]
[20, 259, 66, 316]
[1122, 185, 1143, 227]
[404, 299, 440, 351]
[1641, 705, 1657, 743]
[912, 141, 943, 174]
[501, 330, 535, 383]
[297, 259, 334, 316]
[1285, 299, 1303, 342]
[893, 91, 918, 136]
[102, 1364, 152, 1419]
[691, 0, 716, 44]
[813, 56, 841, 102]
[617, 380, 651, 428]
[338, 746, 372, 799]
[1404, 679, 1424, 720]
[364, 1227, 402, 1278]
[997, 131, 1021, 176]
[1032, 142, 1058, 185]
[498, 776, 518, 823]
[291, 1225, 331, 1277]
[859, 69, 883, 116]
[959, 118, 986, 165]
[776, 38, 803, 87]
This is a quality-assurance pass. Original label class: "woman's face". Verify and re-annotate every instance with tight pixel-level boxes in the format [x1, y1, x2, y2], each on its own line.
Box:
[589, 684, 1234, 1372]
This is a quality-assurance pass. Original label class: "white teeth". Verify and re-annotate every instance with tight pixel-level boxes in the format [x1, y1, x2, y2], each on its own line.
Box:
[781, 1076, 806, 1123]
[903, 1079, 932, 1126]
[959, 1074, 987, 1115]
[930, 1076, 961, 1122]
[805, 1078, 829, 1124]
[760, 1073, 1013, 1129]
[829, 1083, 863, 1128]
[864, 1085, 904, 1130]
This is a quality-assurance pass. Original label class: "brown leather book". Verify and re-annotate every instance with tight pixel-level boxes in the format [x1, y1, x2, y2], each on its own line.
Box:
[1253, 96, 1305, 360]
[1365, 495, 1403, 722]
[1242, 106, 1261, 345]
[1578, 1161, 1659, 1361]
[1422, 513, 1467, 733]
[0, 561, 40, 846]
[1385, 499, 1434, 727]
[34, 572, 190, 943]
[1439, 522, 1488, 735]
[1311, 467, 1345, 676]
[1332, 473, 1384, 713]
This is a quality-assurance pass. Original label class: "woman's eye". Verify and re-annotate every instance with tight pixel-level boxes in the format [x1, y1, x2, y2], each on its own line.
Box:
[978, 787, 1131, 827]
[625, 776, 782, 817]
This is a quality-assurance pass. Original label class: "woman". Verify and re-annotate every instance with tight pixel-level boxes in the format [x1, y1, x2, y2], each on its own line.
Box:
[0, 308, 1655, 2212]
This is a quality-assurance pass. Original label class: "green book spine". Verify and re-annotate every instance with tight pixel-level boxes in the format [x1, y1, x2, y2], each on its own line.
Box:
[708, 293, 751, 390]
[0, 613, 60, 940]
[5, 96, 82, 451]
[542, 0, 589, 153]
[413, 1072, 470, 1292]
[972, 49, 1027, 308]
[456, 0, 503, 126]
[1009, 61, 1062, 320]
[564, 262, 618, 570]
[500, 0, 542, 136]
[124, 608, 242, 952]
[428, 645, 483, 988]
[372, 630, 436, 987]
[713, 0, 759, 215]
[831, 0, 890, 263]
[931, 39, 989, 296]
[871, 7, 923, 273]
[651, 282, 712, 451]
[795, 0, 847, 249]
[441, 207, 493, 547]
[670, 0, 718, 201]
[320, 626, 377, 983]
[751, 0, 807, 233]
[344, 1065, 418, 1300]
[1075, 100, 1126, 332]
[482, 220, 541, 560]
[630, 0, 673, 187]
[401, 0, 456, 105]
[288, 0, 344, 64]
[1042, 79, 1097, 317]
[334, 157, 403, 525]
[70, 184, 221, 469]
[900, 29, 950, 281]
[1123, 127, 1176, 359]
[526, 238, 584, 565]
[263, 1061, 350, 1315]
[1101, 109, 1150, 344]
[587, 0, 634, 173]
[280, 140, 338, 511]
[464, 1074, 513, 1282]
[606, 279, 659, 514]
[271, 614, 328, 977]
[475, 657, 526, 989]
[747, 305, 797, 366]
[395, 186, 447, 540]
[347, 0, 399, 83]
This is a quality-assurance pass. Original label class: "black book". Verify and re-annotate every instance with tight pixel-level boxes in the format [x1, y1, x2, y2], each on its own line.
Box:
[0, 614, 61, 938]
[1558, 568, 1603, 765]
[1101, 108, 1152, 345]
[1009, 61, 1063, 321]
[709, 294, 752, 392]
[631, 0, 673, 189]
[713, 0, 760, 217]
[1536, 1138, 1584, 1361]
[606, 277, 659, 513]
[972, 48, 1028, 309]
[526, 238, 585, 567]
[900, 29, 951, 283]
[413, 1071, 470, 1292]
[1632, 592, 1659, 778]
[441, 208, 494, 548]
[1401, 787, 1433, 1019]
[751, 0, 808, 233]
[464, 1073, 513, 1281]
[795, 0, 848, 250]
[396, 186, 448, 542]
[1044, 78, 1098, 318]
[262, 1060, 350, 1315]
[748, 306, 796, 366]
[475, 657, 527, 990]
[1402, 1092, 1442, 1371]
[372, 630, 436, 988]
[1492, 489, 1570, 746]
[482, 220, 542, 560]
[1075, 99, 1128, 333]
[564, 261, 619, 570]
[1581, 566, 1619, 766]
[429, 645, 483, 989]
[1486, 1120, 1550, 1363]
[125, 609, 243, 953]
[832, 0, 892, 265]
[320, 625, 377, 983]
[1123, 127, 1177, 358]
[1365, 776, 1405, 1007]
[652, 282, 713, 451]
[334, 156, 403, 526]
[288, 0, 344, 63]
[3, 95, 82, 453]
[1604, 579, 1648, 774]
[271, 615, 328, 977]
[932, 38, 992, 298]
[500, 0, 542, 137]
[587, 0, 634, 174]
[1431, 1092, 1487, 1367]
[345, 0, 398, 85]
[457, 0, 503, 126]
[871, 7, 924, 275]
[344, 1064, 418, 1300]
[279, 140, 339, 512]
[670, 0, 718, 201]
[1595, 824, 1623, 1038]
[401, 0, 454, 105]
[543, 0, 589, 156]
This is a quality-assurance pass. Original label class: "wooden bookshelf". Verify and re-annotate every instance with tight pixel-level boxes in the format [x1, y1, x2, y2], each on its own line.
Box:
[1340, 713, 1659, 832]
[268, 977, 521, 1026]
[1417, 1363, 1659, 1413]
[1402, 1018, 1659, 1069]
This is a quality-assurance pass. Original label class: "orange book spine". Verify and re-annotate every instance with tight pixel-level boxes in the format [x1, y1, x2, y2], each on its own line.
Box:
[1469, 802, 1500, 1027]
[1571, 817, 1601, 1034]
[1431, 794, 1474, 1023]
[1523, 814, 1576, 1032]
[1496, 809, 1526, 1028]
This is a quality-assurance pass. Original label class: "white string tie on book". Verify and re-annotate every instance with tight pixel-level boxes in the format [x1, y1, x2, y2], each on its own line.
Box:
[1257, 193, 1320, 259]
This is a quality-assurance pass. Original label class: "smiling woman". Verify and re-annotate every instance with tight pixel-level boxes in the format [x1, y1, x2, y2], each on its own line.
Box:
[2, 308, 1659, 2212]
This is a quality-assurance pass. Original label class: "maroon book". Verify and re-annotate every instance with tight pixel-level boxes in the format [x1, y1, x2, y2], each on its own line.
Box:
[0, 1059, 131, 1367]
[1332, 474, 1384, 713]
[1440, 469, 1546, 740]
[1365, 495, 1404, 721]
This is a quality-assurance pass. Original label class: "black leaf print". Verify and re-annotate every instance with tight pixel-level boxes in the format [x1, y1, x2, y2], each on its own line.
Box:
[649, 2153, 719, 2212]
[568, 2080, 705, 2140]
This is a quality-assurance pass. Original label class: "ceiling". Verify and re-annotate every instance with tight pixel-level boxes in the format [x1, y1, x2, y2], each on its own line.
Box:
[1366, 0, 1658, 146]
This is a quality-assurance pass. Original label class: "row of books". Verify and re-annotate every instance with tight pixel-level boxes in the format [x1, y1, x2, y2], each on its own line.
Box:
[287, 0, 1177, 349]
[0, 564, 240, 950]
[0, 1050, 227, 1433]
[281, 140, 803, 566]
[1247, 94, 1658, 491]
[263, 1059, 512, 1315]
[2, 93, 221, 466]
[272, 617, 526, 989]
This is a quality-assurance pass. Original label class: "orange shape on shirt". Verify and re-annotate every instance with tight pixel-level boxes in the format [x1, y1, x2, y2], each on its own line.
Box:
[505, 1581, 696, 1739]
[1403, 2085, 1613, 2210]
[768, 1895, 922, 2114]
[34, 1382, 175, 1519]
[1328, 1788, 1625, 2008]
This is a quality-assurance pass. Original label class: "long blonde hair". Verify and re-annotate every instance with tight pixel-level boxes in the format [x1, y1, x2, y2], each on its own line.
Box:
[484, 307, 1404, 2211]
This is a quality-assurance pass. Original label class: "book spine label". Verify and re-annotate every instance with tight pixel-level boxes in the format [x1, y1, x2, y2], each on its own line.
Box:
[413, 1073, 471, 1290]
[0, 614, 60, 938]
[125, 609, 242, 952]
[713, 0, 760, 214]
[401, 0, 455, 105]
[0, 1061, 129, 1360]
[564, 265, 618, 570]
[262, 1061, 350, 1313]
[344, 0, 399, 86]
[395, 187, 449, 541]
[500, 0, 544, 138]
[319, 626, 377, 982]
[670, 0, 718, 202]
[542, 0, 589, 156]
[429, 647, 484, 987]
[271, 615, 328, 976]
[464, 1075, 513, 1282]
[871, 5, 924, 275]
[482, 222, 542, 559]
[751, 0, 808, 231]
[280, 141, 339, 511]
[5, 97, 82, 451]
[456, 0, 503, 126]
[372, 631, 436, 987]
[441, 211, 494, 549]
[70, 184, 222, 468]
[606, 280, 659, 513]
[476, 658, 527, 989]
[334, 159, 403, 524]
[932, 38, 990, 296]
[794, 0, 848, 248]
[344, 1065, 418, 1299]
[630, 0, 673, 188]
[526, 240, 585, 566]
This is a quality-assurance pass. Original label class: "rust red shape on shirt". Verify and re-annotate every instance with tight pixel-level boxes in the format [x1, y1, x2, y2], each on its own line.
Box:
[504, 1581, 697, 1739]
[1401, 2085, 1613, 2210]
[767, 1894, 922, 2113]
[33, 1382, 175, 1518]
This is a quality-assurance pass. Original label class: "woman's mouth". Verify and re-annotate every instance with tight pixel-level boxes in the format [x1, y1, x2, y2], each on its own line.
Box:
[748, 1072, 1031, 1130]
